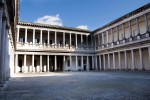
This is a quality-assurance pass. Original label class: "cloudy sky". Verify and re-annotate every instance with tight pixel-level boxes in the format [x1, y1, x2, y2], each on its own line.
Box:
[20, 0, 149, 30]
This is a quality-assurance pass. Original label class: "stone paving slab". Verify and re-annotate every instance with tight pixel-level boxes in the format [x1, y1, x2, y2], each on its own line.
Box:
[0, 71, 150, 100]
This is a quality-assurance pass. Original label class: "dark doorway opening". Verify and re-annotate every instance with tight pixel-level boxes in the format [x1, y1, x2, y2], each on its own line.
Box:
[57, 56, 63, 71]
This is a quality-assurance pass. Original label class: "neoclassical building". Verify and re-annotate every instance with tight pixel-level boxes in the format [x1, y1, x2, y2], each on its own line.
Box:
[14, 3, 150, 73]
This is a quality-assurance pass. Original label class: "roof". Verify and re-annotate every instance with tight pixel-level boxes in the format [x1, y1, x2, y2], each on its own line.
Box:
[18, 21, 92, 33]
[93, 3, 150, 33]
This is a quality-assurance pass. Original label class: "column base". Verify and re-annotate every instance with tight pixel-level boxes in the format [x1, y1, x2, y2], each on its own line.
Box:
[117, 41, 120, 45]
[129, 37, 133, 42]
[137, 35, 141, 40]
[123, 39, 126, 43]
[111, 42, 114, 46]
[146, 32, 150, 37]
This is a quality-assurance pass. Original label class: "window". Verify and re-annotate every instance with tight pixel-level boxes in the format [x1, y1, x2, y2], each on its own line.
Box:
[67, 60, 70, 67]
[78, 60, 81, 66]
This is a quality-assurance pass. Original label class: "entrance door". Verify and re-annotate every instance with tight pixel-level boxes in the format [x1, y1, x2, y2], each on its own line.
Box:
[57, 56, 63, 71]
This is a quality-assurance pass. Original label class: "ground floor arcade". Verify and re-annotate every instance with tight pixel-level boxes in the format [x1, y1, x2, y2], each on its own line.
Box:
[15, 53, 95, 73]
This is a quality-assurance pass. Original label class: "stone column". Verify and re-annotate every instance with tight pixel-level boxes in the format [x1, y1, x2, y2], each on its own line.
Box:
[55, 55, 57, 71]
[139, 48, 143, 70]
[70, 33, 72, 48]
[63, 32, 65, 48]
[124, 50, 127, 70]
[55, 31, 57, 48]
[98, 34, 100, 46]
[25, 28, 27, 43]
[70, 56, 72, 69]
[87, 56, 89, 71]
[15, 54, 18, 73]
[106, 31, 109, 45]
[148, 47, 150, 64]
[136, 17, 140, 36]
[86, 35, 88, 48]
[32, 55, 34, 72]
[24, 55, 26, 73]
[91, 35, 93, 48]
[17, 27, 20, 42]
[47, 55, 49, 72]
[95, 35, 97, 49]
[122, 23, 125, 39]
[116, 26, 119, 43]
[63, 56, 66, 71]
[76, 56, 78, 71]
[47, 31, 50, 46]
[129, 20, 132, 37]
[40, 55, 42, 72]
[81, 56, 83, 70]
[108, 54, 110, 69]
[81, 34, 83, 48]
[95, 55, 98, 70]
[33, 29, 35, 45]
[40, 30, 42, 46]
[75, 34, 77, 48]
[92, 56, 94, 70]
[102, 33, 104, 45]
[145, 14, 149, 33]
[118, 52, 121, 70]
[103, 54, 106, 70]
[131, 49, 135, 70]
[99, 55, 101, 70]
[113, 53, 116, 70]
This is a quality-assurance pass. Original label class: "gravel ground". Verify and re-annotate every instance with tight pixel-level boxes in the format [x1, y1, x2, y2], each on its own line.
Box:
[0, 71, 150, 100]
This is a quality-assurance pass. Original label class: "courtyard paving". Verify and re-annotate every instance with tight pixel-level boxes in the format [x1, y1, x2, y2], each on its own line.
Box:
[0, 71, 150, 100]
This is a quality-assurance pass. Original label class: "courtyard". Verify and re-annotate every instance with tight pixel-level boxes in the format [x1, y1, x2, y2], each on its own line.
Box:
[0, 71, 150, 100]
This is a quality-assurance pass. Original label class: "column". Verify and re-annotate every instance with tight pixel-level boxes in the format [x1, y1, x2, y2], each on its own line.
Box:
[32, 55, 34, 72]
[87, 56, 89, 71]
[76, 56, 78, 71]
[118, 52, 121, 70]
[91, 35, 93, 47]
[47, 55, 49, 72]
[33, 29, 35, 45]
[131, 50, 135, 70]
[106, 31, 109, 44]
[92, 56, 94, 70]
[139, 48, 143, 70]
[124, 50, 127, 70]
[99, 55, 101, 70]
[102, 32, 104, 45]
[55, 55, 57, 71]
[55, 31, 57, 48]
[136, 17, 140, 35]
[17, 27, 20, 42]
[47, 31, 50, 46]
[70, 56, 72, 69]
[86, 35, 88, 47]
[81, 56, 83, 70]
[98, 34, 100, 46]
[40, 55, 42, 72]
[129, 20, 132, 37]
[95, 56, 98, 70]
[149, 47, 150, 63]
[116, 26, 119, 41]
[25, 28, 27, 43]
[81, 34, 83, 48]
[111, 28, 114, 43]
[76, 34, 77, 48]
[113, 53, 116, 70]
[63, 56, 65, 71]
[103, 54, 106, 70]
[15, 54, 18, 73]
[63, 32, 65, 47]
[70, 33, 72, 48]
[23, 55, 26, 73]
[95, 35, 97, 48]
[122, 23, 125, 39]
[40, 30, 42, 45]
[145, 14, 149, 33]
[108, 54, 110, 69]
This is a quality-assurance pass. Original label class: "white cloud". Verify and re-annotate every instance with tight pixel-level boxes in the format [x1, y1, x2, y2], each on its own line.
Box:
[77, 25, 88, 30]
[34, 14, 63, 26]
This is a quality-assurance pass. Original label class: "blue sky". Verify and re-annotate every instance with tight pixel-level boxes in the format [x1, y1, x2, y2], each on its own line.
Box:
[20, 0, 150, 30]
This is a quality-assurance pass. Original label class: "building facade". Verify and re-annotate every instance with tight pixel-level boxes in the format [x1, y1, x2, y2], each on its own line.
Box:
[0, 0, 18, 86]
[14, 3, 150, 73]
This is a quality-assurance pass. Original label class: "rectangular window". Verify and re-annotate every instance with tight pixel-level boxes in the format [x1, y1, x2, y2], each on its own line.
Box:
[78, 60, 81, 66]
[67, 60, 70, 67]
